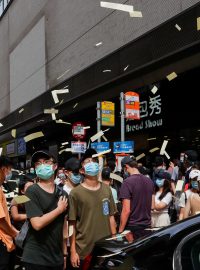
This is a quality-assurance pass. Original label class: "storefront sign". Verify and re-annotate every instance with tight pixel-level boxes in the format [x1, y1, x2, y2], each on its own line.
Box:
[6, 142, 15, 155]
[72, 122, 86, 140]
[125, 92, 140, 120]
[91, 142, 110, 153]
[101, 101, 115, 126]
[126, 93, 163, 133]
[71, 141, 87, 153]
[17, 138, 26, 155]
[113, 141, 134, 153]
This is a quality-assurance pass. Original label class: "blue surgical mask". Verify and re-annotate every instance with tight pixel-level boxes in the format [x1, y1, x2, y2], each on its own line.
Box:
[5, 172, 12, 181]
[58, 173, 66, 180]
[84, 162, 99, 176]
[191, 181, 199, 190]
[35, 164, 54, 180]
[70, 173, 82, 185]
[123, 171, 130, 179]
[156, 178, 164, 188]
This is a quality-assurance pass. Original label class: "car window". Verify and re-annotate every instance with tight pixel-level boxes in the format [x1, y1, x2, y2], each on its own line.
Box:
[173, 230, 200, 270]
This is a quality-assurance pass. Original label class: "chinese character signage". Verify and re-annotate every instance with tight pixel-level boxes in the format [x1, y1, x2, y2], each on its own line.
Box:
[126, 89, 163, 133]
[125, 92, 140, 120]
[71, 141, 87, 153]
[101, 101, 115, 126]
[91, 142, 110, 153]
[113, 141, 134, 153]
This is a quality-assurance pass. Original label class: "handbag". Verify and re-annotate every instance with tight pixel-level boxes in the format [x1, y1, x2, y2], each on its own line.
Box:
[15, 219, 30, 249]
[168, 199, 178, 224]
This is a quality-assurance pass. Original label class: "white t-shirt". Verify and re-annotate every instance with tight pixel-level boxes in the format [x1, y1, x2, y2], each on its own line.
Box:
[63, 184, 72, 195]
[178, 189, 192, 208]
[155, 191, 172, 213]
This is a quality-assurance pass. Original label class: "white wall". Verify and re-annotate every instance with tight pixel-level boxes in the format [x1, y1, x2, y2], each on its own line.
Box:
[9, 17, 46, 112]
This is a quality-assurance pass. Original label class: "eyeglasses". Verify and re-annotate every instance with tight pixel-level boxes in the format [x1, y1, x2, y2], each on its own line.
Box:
[35, 159, 54, 167]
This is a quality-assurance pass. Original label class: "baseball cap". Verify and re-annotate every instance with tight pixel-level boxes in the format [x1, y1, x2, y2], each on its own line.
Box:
[154, 169, 171, 180]
[31, 150, 56, 164]
[189, 169, 200, 181]
[121, 155, 136, 168]
[65, 157, 80, 173]
[80, 148, 97, 164]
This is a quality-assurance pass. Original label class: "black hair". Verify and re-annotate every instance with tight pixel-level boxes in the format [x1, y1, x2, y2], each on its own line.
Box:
[102, 167, 112, 181]
[154, 155, 164, 167]
[126, 160, 138, 168]
[107, 160, 116, 172]
[0, 156, 13, 169]
[18, 176, 33, 194]
[155, 179, 171, 200]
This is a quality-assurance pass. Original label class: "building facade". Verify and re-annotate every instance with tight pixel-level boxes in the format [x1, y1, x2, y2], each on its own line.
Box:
[0, 0, 199, 165]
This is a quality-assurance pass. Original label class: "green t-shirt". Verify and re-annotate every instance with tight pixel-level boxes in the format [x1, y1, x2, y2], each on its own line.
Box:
[22, 184, 67, 266]
[69, 183, 117, 259]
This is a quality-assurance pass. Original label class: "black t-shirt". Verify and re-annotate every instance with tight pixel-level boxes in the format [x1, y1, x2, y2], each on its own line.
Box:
[119, 174, 154, 227]
[22, 184, 67, 266]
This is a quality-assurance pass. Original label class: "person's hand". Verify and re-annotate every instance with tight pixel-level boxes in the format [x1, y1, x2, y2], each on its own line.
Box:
[71, 251, 80, 268]
[57, 196, 68, 214]
[12, 227, 19, 238]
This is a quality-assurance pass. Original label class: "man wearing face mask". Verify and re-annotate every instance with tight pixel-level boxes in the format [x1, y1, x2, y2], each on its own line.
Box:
[69, 154, 117, 269]
[22, 150, 68, 270]
[119, 156, 155, 234]
[63, 157, 82, 195]
[0, 156, 19, 270]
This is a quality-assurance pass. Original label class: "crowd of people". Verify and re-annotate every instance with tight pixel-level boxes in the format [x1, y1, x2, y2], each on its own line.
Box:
[0, 148, 200, 270]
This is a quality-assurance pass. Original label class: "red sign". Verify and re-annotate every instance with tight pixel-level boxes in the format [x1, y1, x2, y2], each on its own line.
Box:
[124, 92, 140, 120]
[72, 122, 86, 140]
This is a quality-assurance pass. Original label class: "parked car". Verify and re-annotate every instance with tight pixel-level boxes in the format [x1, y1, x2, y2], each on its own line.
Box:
[91, 214, 200, 270]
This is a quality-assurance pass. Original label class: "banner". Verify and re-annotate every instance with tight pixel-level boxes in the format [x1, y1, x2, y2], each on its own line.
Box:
[113, 141, 134, 153]
[124, 92, 140, 120]
[101, 101, 115, 126]
[91, 142, 110, 153]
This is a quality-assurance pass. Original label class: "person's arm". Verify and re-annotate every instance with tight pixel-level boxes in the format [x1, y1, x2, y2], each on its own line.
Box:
[30, 196, 68, 231]
[63, 218, 68, 270]
[10, 205, 27, 222]
[69, 221, 80, 268]
[118, 199, 130, 233]
[151, 195, 155, 210]
[109, 215, 117, 235]
[155, 201, 167, 211]
[179, 207, 185, 220]
[183, 196, 191, 219]
[0, 218, 19, 238]
[155, 192, 172, 211]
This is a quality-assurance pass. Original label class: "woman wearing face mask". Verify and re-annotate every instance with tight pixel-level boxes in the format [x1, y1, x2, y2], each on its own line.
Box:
[178, 169, 200, 220]
[184, 170, 200, 219]
[63, 158, 82, 195]
[151, 172, 172, 228]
